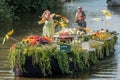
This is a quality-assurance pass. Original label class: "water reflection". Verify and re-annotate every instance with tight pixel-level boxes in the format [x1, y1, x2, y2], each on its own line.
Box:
[0, 0, 120, 80]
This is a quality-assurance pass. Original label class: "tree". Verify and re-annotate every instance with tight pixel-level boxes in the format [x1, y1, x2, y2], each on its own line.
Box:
[0, 0, 13, 23]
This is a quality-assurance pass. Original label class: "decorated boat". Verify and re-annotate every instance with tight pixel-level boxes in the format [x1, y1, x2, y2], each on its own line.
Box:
[8, 28, 118, 77]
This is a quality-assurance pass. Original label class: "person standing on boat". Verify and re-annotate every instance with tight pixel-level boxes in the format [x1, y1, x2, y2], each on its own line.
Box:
[75, 6, 87, 28]
[38, 10, 55, 40]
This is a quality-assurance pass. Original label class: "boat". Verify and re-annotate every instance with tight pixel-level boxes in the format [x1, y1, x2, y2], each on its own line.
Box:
[9, 28, 118, 77]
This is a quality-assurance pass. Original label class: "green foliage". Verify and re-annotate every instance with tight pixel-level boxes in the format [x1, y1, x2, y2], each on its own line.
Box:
[55, 51, 71, 74]
[103, 36, 117, 56]
[0, 0, 14, 23]
[89, 52, 99, 65]
[0, 0, 62, 36]
[9, 35, 117, 75]
[9, 42, 30, 70]
[6, 0, 62, 13]
[71, 45, 86, 70]
[90, 41, 104, 59]
[9, 43, 71, 75]
[0, 0, 14, 36]
[83, 35, 91, 42]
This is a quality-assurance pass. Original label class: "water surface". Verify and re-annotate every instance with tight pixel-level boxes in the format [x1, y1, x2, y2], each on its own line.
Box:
[0, 0, 120, 80]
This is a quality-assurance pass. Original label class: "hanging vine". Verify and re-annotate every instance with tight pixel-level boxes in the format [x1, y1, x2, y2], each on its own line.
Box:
[8, 34, 117, 76]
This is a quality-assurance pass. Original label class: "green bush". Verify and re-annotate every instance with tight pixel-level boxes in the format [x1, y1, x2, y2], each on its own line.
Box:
[0, 0, 13, 23]
[0, 0, 14, 36]
[6, 0, 62, 13]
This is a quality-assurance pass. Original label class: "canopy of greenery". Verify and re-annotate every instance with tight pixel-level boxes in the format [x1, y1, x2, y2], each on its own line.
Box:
[0, 0, 13, 23]
[0, 0, 62, 36]
[6, 0, 62, 13]
[0, 0, 14, 36]
[0, 0, 62, 22]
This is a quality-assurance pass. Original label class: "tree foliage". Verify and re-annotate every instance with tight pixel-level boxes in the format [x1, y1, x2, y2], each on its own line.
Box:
[0, 0, 62, 35]
[6, 0, 62, 13]
[0, 0, 14, 23]
[0, 0, 14, 36]
[0, 0, 62, 22]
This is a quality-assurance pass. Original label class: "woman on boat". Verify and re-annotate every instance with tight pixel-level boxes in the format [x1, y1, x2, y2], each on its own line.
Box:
[38, 10, 55, 39]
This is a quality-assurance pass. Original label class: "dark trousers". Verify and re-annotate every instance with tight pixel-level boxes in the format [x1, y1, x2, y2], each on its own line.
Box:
[76, 20, 86, 28]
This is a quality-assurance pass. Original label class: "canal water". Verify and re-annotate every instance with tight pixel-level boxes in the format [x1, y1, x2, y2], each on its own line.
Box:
[0, 0, 120, 80]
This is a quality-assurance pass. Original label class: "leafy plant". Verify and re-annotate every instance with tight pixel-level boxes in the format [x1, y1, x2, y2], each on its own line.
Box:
[6, 0, 62, 13]
[8, 34, 117, 76]
[0, 0, 14, 23]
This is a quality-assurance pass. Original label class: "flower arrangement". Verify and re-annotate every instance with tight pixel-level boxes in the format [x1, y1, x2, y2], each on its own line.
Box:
[55, 28, 85, 36]
[22, 35, 52, 46]
[91, 29, 115, 41]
